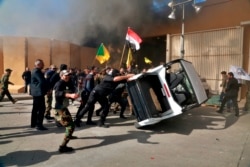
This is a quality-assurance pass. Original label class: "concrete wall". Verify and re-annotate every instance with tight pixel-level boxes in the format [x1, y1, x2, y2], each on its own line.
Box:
[2, 37, 26, 85]
[51, 39, 70, 69]
[27, 37, 51, 70]
[81, 46, 99, 69]
[0, 36, 96, 93]
[0, 38, 3, 76]
[70, 43, 81, 69]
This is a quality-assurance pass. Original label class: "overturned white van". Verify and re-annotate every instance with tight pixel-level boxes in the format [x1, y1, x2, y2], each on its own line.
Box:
[127, 59, 208, 128]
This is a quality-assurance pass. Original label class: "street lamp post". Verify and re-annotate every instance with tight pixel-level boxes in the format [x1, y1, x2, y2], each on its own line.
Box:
[180, 3, 185, 59]
[168, 0, 201, 59]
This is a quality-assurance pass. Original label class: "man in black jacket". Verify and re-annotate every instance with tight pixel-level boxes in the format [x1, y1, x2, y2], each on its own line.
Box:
[21, 67, 31, 94]
[217, 72, 239, 117]
[108, 82, 127, 119]
[44, 64, 57, 120]
[74, 68, 134, 128]
[75, 66, 97, 125]
[30, 59, 48, 130]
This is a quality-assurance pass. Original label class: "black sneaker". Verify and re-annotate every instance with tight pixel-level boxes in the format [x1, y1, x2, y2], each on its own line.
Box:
[96, 110, 101, 116]
[59, 146, 74, 153]
[12, 99, 18, 104]
[70, 136, 78, 139]
[36, 126, 48, 131]
[86, 121, 97, 125]
[120, 115, 127, 119]
[74, 120, 81, 127]
[216, 110, 222, 114]
[45, 115, 54, 120]
[97, 121, 109, 128]
[55, 121, 63, 127]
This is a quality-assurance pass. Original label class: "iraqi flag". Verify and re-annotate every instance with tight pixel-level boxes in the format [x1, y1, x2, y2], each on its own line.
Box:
[126, 27, 142, 50]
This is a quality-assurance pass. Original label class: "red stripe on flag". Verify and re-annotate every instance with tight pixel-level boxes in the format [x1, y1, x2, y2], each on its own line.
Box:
[127, 28, 142, 44]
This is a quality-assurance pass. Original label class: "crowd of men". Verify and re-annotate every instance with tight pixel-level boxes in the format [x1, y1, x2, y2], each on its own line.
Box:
[1, 59, 138, 153]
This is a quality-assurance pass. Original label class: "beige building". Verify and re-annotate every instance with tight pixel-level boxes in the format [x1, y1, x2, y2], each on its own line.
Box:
[140, 0, 250, 98]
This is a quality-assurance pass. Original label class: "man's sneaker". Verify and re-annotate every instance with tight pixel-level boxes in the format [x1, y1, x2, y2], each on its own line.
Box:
[36, 126, 48, 131]
[97, 121, 109, 128]
[86, 121, 97, 125]
[45, 115, 54, 120]
[55, 121, 63, 127]
[70, 136, 78, 139]
[112, 110, 117, 114]
[95, 110, 101, 116]
[216, 110, 222, 114]
[12, 99, 18, 104]
[74, 120, 81, 127]
[59, 146, 74, 153]
[120, 115, 127, 119]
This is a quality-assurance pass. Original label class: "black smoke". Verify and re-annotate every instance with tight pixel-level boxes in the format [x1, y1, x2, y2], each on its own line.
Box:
[0, 0, 172, 47]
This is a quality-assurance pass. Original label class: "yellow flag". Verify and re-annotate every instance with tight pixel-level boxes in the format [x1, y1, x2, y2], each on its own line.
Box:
[96, 43, 110, 64]
[144, 57, 152, 64]
[126, 48, 133, 68]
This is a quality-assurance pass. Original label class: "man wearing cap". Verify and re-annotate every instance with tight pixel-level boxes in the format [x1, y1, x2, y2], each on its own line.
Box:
[49, 64, 75, 126]
[50, 64, 68, 89]
[52, 70, 79, 153]
[74, 68, 134, 128]
[0, 68, 17, 104]
[30, 59, 48, 130]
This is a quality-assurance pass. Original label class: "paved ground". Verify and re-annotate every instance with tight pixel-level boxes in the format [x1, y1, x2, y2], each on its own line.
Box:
[0, 94, 250, 167]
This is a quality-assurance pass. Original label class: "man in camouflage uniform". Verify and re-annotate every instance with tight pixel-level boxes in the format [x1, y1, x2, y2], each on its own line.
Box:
[52, 70, 79, 153]
[0, 68, 17, 104]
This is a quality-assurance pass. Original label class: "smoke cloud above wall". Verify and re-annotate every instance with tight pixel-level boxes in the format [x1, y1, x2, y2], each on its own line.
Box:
[0, 0, 171, 48]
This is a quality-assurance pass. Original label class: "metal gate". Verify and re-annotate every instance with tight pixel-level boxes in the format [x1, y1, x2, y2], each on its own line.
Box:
[168, 27, 244, 94]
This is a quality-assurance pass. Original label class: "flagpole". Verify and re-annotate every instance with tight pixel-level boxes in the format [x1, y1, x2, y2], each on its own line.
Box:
[119, 43, 126, 68]
[119, 27, 129, 68]
[105, 59, 109, 68]
[91, 54, 96, 66]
